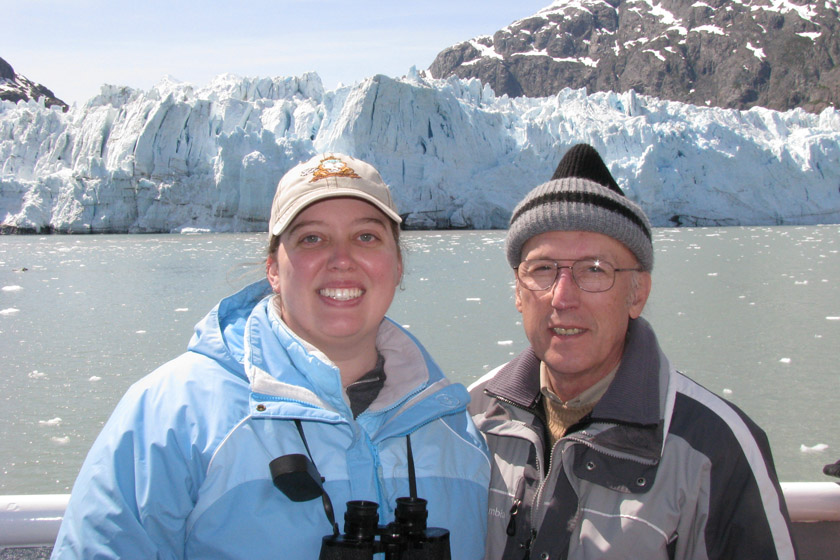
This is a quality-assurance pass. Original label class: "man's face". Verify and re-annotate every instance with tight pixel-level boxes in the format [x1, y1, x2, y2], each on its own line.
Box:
[515, 230, 651, 398]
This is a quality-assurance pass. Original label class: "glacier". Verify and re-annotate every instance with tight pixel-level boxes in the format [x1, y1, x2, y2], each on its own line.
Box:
[1, 69, 839, 233]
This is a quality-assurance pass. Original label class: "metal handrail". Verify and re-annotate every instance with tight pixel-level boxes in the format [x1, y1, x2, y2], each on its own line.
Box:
[1, 494, 69, 548]
[1, 483, 839, 548]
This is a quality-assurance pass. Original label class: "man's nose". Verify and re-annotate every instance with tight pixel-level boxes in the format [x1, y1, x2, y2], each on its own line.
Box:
[550, 267, 580, 309]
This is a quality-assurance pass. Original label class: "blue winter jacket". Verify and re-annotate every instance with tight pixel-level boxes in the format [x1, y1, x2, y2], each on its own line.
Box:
[52, 280, 490, 559]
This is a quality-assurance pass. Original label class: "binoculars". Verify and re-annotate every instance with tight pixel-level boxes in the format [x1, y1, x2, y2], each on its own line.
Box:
[271, 425, 448, 559]
[319, 497, 450, 560]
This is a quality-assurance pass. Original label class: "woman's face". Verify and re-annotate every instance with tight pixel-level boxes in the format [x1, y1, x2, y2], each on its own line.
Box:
[267, 197, 402, 357]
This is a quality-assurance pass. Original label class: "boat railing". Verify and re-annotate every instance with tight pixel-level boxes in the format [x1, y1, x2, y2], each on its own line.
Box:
[1, 482, 839, 548]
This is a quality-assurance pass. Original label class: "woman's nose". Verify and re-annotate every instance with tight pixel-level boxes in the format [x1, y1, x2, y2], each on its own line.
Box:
[327, 242, 354, 270]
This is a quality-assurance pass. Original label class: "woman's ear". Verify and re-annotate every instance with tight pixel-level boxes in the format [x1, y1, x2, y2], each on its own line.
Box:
[266, 255, 282, 293]
[395, 257, 404, 288]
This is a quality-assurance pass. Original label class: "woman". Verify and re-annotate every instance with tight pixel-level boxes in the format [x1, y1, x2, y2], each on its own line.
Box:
[52, 154, 490, 559]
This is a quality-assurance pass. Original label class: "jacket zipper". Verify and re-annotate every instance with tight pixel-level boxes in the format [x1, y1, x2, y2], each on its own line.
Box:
[564, 428, 660, 466]
[490, 394, 661, 557]
[487, 392, 546, 556]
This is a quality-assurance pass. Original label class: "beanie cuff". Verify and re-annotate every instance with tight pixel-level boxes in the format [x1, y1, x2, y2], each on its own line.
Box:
[505, 177, 653, 271]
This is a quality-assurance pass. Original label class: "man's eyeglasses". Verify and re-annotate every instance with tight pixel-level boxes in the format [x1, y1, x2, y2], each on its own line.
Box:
[514, 259, 641, 293]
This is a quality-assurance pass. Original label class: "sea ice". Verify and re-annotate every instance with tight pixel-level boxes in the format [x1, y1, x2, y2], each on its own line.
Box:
[2, 285, 22, 292]
[800, 443, 829, 453]
[89, 376, 102, 382]
[39, 418, 62, 426]
[0, 308, 20, 315]
[497, 340, 513, 346]
[779, 358, 791, 364]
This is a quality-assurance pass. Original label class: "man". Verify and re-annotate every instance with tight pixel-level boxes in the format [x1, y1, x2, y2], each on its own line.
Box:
[469, 144, 796, 559]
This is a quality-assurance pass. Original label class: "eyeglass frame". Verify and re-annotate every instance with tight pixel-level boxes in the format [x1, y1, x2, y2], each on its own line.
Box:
[514, 258, 642, 293]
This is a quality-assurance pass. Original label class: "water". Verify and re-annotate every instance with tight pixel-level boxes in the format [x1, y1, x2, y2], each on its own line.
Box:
[1, 227, 838, 495]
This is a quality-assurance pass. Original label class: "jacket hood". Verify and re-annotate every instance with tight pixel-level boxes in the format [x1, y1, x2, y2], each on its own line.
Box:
[245, 294, 467, 432]
[188, 280, 469, 432]
[188, 279, 273, 381]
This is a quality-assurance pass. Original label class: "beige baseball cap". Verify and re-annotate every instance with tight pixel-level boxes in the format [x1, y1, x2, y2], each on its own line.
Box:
[269, 153, 402, 237]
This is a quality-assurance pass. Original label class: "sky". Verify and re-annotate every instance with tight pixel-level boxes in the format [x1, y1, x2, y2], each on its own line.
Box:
[2, 0, 553, 107]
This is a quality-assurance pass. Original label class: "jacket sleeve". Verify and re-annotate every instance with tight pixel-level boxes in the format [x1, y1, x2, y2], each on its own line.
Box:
[677, 409, 798, 560]
[51, 366, 211, 560]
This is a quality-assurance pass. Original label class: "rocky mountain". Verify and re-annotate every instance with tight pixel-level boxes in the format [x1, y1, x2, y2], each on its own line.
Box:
[0, 56, 68, 111]
[429, 0, 840, 113]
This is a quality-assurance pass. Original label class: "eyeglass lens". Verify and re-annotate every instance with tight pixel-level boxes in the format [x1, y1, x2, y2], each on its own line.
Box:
[518, 259, 616, 292]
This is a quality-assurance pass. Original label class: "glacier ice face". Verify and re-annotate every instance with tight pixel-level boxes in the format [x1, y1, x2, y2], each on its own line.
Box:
[1, 71, 839, 233]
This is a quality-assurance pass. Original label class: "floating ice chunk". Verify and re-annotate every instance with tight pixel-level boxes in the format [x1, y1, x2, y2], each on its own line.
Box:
[2, 285, 22, 292]
[800, 443, 829, 453]
[497, 340, 513, 346]
[0, 308, 20, 315]
[51, 436, 70, 445]
[466, 297, 481, 302]
[779, 358, 791, 364]
[707, 272, 718, 276]
[89, 376, 102, 382]
[28, 370, 45, 379]
[136, 330, 147, 334]
[39, 417, 62, 426]
[722, 388, 733, 395]
[794, 281, 808, 285]
[827, 317, 840, 321]
[175, 308, 189, 312]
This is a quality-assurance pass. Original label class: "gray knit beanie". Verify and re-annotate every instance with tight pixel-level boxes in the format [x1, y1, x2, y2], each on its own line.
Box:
[506, 144, 654, 271]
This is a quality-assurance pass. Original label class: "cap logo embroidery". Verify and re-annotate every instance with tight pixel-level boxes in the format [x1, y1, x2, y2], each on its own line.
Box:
[308, 156, 361, 183]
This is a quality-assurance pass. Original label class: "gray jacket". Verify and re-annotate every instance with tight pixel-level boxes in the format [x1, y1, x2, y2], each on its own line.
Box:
[469, 317, 796, 560]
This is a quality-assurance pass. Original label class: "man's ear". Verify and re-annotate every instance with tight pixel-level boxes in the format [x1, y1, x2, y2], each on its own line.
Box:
[514, 275, 523, 313]
[629, 271, 652, 319]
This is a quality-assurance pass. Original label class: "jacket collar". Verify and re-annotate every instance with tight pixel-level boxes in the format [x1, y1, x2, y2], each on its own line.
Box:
[485, 317, 662, 428]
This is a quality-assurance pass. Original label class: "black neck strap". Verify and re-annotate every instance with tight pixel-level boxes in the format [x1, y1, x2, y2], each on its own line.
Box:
[294, 419, 339, 536]
[406, 432, 417, 499]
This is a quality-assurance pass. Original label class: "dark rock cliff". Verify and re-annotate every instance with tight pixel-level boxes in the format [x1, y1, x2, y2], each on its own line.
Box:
[429, 0, 840, 113]
[0, 56, 68, 111]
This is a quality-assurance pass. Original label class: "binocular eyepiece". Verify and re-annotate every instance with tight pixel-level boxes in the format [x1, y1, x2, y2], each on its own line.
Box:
[319, 497, 450, 560]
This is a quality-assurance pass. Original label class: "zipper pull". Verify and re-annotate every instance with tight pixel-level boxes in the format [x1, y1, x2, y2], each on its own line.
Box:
[507, 498, 521, 536]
